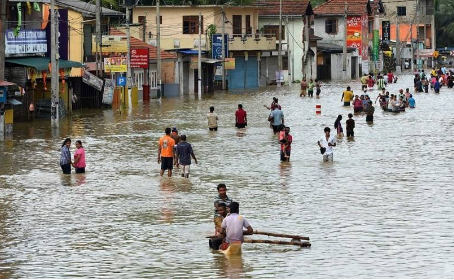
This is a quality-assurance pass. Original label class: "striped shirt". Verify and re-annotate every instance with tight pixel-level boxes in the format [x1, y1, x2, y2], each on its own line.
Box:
[60, 146, 71, 165]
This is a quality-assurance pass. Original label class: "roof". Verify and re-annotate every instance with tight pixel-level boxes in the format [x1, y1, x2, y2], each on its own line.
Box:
[177, 50, 207, 55]
[258, 0, 309, 16]
[5, 57, 84, 71]
[109, 29, 177, 60]
[55, 0, 124, 17]
[318, 42, 356, 53]
[314, 0, 371, 16]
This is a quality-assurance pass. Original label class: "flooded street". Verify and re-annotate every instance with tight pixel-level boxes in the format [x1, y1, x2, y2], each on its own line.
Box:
[1, 74, 454, 278]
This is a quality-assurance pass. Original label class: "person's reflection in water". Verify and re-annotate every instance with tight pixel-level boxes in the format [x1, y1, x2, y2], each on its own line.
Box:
[279, 161, 292, 188]
[212, 254, 247, 278]
[75, 173, 87, 186]
[159, 178, 177, 223]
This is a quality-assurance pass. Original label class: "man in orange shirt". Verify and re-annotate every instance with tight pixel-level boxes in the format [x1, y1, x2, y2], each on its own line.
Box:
[158, 127, 176, 177]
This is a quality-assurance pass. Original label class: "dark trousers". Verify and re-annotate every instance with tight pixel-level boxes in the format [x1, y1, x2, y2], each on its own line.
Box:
[75, 167, 85, 173]
[61, 163, 71, 174]
[366, 115, 374, 122]
[209, 237, 224, 250]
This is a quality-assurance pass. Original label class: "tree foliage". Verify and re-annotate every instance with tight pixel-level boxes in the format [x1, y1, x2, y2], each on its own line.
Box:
[435, 0, 454, 47]
[80, 0, 119, 10]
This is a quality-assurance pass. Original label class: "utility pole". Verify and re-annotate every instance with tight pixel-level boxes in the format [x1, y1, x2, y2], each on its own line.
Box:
[143, 16, 148, 91]
[396, 16, 401, 73]
[416, 0, 420, 70]
[95, 0, 101, 77]
[342, 2, 347, 72]
[198, 11, 202, 98]
[51, 0, 59, 127]
[125, 6, 132, 108]
[286, 17, 291, 82]
[304, 14, 310, 81]
[0, 0, 6, 81]
[221, 6, 226, 90]
[277, 0, 282, 87]
[156, 0, 161, 98]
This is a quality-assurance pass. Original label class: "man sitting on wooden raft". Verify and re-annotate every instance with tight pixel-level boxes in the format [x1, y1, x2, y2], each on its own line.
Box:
[209, 202, 228, 250]
[218, 202, 253, 250]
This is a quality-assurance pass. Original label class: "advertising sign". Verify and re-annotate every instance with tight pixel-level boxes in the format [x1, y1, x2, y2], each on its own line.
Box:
[373, 30, 380, 61]
[361, 14, 369, 60]
[346, 16, 362, 55]
[5, 29, 47, 55]
[93, 36, 128, 53]
[102, 79, 115, 105]
[130, 49, 149, 68]
[382, 21, 391, 43]
[224, 58, 235, 69]
[104, 57, 127, 73]
[212, 34, 229, 60]
[82, 70, 104, 91]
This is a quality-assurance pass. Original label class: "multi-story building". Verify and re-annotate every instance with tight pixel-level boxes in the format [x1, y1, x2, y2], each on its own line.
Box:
[258, 0, 308, 84]
[380, 0, 436, 69]
[132, 4, 276, 92]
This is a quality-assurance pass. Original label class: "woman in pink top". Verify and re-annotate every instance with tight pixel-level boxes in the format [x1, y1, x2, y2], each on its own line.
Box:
[73, 140, 86, 173]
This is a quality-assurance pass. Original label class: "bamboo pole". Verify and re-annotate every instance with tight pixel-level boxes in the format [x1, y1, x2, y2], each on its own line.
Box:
[253, 231, 310, 241]
[244, 239, 311, 247]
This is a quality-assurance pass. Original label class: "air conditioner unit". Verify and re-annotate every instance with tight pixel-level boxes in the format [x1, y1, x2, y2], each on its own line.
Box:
[194, 38, 206, 48]
[148, 39, 157, 47]
[174, 39, 180, 48]
[282, 43, 288, 51]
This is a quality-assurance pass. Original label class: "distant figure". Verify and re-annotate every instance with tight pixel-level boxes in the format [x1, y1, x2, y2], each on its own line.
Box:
[317, 127, 337, 162]
[214, 183, 232, 215]
[269, 106, 284, 134]
[73, 140, 86, 173]
[300, 80, 307, 97]
[341, 86, 353, 106]
[60, 138, 72, 174]
[308, 79, 315, 97]
[175, 135, 198, 178]
[207, 106, 219, 131]
[434, 79, 441, 93]
[408, 94, 416, 108]
[235, 104, 247, 128]
[365, 101, 375, 123]
[346, 113, 355, 137]
[334, 115, 344, 137]
[170, 127, 181, 146]
[158, 127, 176, 177]
[315, 79, 321, 98]
[279, 126, 292, 162]
[360, 74, 368, 90]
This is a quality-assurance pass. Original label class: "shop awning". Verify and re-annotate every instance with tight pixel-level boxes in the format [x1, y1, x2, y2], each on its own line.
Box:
[5, 57, 84, 71]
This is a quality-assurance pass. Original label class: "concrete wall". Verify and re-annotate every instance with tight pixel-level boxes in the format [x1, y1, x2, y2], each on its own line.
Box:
[68, 9, 84, 77]
[314, 16, 346, 46]
[330, 53, 359, 80]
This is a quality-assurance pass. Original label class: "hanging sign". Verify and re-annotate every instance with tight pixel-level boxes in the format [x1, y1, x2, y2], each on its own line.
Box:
[382, 21, 391, 43]
[346, 16, 362, 55]
[373, 30, 380, 61]
[104, 57, 127, 72]
[82, 70, 104, 91]
[102, 79, 115, 105]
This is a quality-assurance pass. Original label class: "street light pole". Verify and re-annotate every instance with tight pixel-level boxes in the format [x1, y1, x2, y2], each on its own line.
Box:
[51, 0, 59, 127]
[277, 0, 282, 87]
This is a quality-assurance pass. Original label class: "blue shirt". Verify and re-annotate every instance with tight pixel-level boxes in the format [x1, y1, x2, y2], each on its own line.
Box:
[270, 109, 284, 126]
[408, 97, 415, 107]
[176, 141, 193, 165]
[60, 146, 71, 165]
[434, 81, 440, 90]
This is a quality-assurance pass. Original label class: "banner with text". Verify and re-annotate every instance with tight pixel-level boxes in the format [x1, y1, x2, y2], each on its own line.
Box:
[130, 49, 149, 68]
[5, 29, 47, 55]
[347, 16, 362, 55]
[104, 57, 127, 73]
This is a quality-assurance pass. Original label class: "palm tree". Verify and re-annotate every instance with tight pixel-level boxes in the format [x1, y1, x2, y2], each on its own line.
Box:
[435, 0, 454, 47]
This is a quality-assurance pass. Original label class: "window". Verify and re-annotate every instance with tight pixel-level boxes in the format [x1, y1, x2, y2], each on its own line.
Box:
[426, 0, 434, 15]
[233, 15, 242, 37]
[325, 19, 337, 34]
[397, 6, 406, 16]
[183, 16, 202, 34]
[246, 15, 252, 35]
[150, 70, 158, 89]
[138, 16, 146, 24]
[134, 71, 144, 90]
[263, 25, 285, 40]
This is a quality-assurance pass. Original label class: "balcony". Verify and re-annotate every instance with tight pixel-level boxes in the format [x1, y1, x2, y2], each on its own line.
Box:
[229, 35, 277, 51]
[149, 38, 208, 51]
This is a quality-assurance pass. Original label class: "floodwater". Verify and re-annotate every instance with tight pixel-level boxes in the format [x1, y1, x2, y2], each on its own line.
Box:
[1, 74, 454, 278]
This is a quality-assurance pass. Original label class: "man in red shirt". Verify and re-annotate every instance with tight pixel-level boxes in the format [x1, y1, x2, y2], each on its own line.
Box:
[235, 104, 247, 128]
[387, 71, 394, 84]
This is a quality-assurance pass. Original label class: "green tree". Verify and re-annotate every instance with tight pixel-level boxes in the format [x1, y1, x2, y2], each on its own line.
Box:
[435, 0, 454, 47]
[81, 0, 119, 10]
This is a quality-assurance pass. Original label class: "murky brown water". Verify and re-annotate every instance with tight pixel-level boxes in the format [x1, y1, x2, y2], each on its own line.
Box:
[1, 74, 454, 278]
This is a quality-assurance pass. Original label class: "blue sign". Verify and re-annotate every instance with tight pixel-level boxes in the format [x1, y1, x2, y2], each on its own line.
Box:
[212, 34, 229, 60]
[117, 76, 126, 87]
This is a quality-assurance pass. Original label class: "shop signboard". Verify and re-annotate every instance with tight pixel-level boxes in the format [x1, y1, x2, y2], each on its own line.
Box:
[130, 49, 149, 68]
[82, 70, 104, 91]
[104, 57, 127, 73]
[5, 29, 47, 55]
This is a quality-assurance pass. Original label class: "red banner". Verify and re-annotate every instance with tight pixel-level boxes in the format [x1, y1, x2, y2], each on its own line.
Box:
[130, 49, 149, 68]
[346, 16, 362, 56]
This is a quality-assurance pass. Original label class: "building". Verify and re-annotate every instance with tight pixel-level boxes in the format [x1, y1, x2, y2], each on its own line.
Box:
[380, 0, 436, 69]
[131, 4, 276, 92]
[258, 0, 308, 84]
[313, 0, 380, 80]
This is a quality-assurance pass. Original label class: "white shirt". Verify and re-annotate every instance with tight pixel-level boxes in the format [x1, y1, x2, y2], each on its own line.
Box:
[221, 213, 250, 243]
[207, 112, 218, 128]
[319, 135, 336, 155]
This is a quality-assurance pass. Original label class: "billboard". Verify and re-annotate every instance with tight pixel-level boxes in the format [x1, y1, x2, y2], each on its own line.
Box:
[212, 34, 229, 60]
[130, 49, 149, 68]
[104, 57, 127, 72]
[93, 36, 128, 53]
